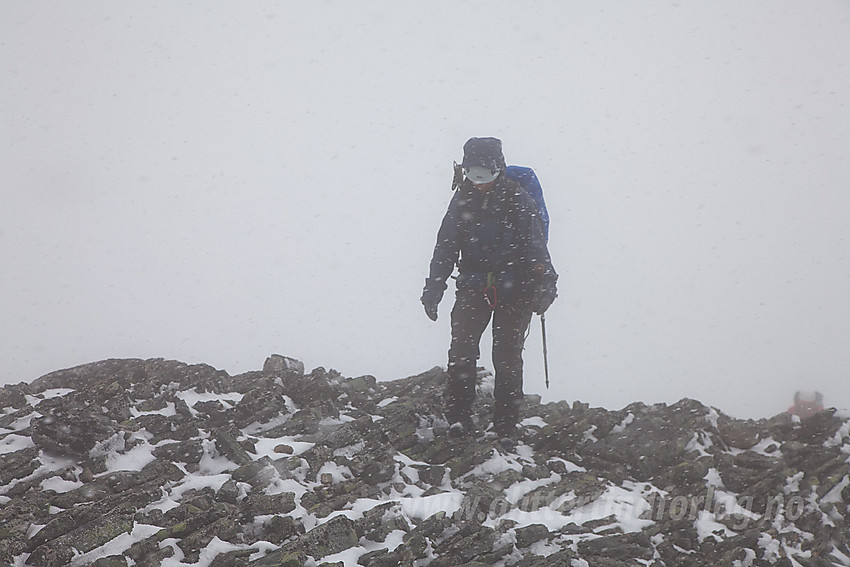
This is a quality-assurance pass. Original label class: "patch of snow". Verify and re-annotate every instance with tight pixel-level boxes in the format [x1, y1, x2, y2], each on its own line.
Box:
[0, 433, 35, 454]
[704, 467, 725, 489]
[831, 546, 850, 566]
[581, 425, 598, 443]
[198, 439, 238, 475]
[695, 510, 734, 543]
[319, 416, 346, 428]
[549, 456, 586, 473]
[611, 412, 635, 434]
[504, 472, 561, 506]
[159, 536, 249, 567]
[34, 388, 76, 401]
[389, 476, 427, 501]
[333, 441, 366, 459]
[243, 413, 292, 436]
[825, 418, 850, 448]
[171, 472, 232, 502]
[5, 411, 38, 432]
[104, 437, 156, 473]
[477, 371, 496, 397]
[36, 451, 78, 476]
[781, 544, 811, 567]
[174, 389, 244, 417]
[341, 497, 388, 520]
[470, 449, 528, 477]
[784, 471, 804, 495]
[377, 396, 398, 408]
[733, 548, 757, 567]
[141, 472, 233, 516]
[416, 425, 434, 442]
[528, 538, 560, 558]
[686, 431, 712, 457]
[383, 529, 407, 552]
[264, 476, 311, 502]
[521, 416, 547, 428]
[401, 491, 465, 521]
[312, 545, 368, 567]
[705, 407, 720, 430]
[394, 452, 429, 467]
[711, 488, 760, 522]
[749, 436, 781, 457]
[758, 533, 782, 562]
[40, 476, 83, 494]
[395, 462, 420, 486]
[496, 482, 655, 534]
[1, 452, 77, 496]
[90, 432, 126, 459]
[317, 461, 354, 484]
[821, 476, 850, 504]
[158, 538, 186, 564]
[130, 401, 177, 418]
[68, 523, 162, 566]
[514, 442, 535, 460]
[594, 483, 657, 533]
[251, 435, 314, 458]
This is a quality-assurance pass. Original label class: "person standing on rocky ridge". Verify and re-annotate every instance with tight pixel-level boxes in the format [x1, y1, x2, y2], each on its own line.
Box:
[420, 137, 558, 441]
[788, 390, 825, 419]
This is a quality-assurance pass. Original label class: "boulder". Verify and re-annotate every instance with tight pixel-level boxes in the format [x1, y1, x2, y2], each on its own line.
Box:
[31, 409, 116, 456]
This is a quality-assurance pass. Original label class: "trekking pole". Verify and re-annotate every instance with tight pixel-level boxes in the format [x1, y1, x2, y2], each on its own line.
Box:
[541, 313, 550, 389]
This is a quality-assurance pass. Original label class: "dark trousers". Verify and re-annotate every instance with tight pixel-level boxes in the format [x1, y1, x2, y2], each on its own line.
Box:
[445, 287, 533, 434]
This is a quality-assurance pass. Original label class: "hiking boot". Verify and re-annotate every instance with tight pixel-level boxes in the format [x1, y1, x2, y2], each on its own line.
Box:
[492, 422, 522, 452]
[447, 419, 476, 440]
[493, 422, 519, 440]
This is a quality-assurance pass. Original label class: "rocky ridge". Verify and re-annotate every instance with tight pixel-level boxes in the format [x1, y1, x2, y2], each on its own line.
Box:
[1, 356, 850, 566]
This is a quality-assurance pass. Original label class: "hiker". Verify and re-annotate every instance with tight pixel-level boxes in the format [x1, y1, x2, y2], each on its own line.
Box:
[788, 390, 824, 419]
[420, 137, 558, 439]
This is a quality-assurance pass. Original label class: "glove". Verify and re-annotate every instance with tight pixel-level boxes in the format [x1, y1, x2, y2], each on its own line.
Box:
[531, 279, 557, 315]
[421, 287, 443, 321]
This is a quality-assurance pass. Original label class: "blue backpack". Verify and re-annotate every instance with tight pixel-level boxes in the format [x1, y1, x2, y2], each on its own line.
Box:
[452, 162, 550, 242]
[505, 166, 550, 242]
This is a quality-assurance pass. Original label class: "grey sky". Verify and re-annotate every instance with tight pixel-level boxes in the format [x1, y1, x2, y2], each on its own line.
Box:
[2, 1, 850, 418]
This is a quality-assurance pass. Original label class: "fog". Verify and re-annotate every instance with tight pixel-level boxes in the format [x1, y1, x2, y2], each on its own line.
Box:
[3, 1, 850, 419]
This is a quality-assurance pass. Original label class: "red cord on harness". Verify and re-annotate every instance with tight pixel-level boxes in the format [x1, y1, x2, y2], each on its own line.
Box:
[484, 285, 498, 310]
[484, 271, 498, 310]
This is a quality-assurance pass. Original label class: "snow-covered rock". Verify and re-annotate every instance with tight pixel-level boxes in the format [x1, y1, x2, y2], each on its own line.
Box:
[1, 358, 849, 566]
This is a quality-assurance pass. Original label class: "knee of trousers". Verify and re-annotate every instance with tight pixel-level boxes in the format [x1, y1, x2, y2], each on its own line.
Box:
[448, 356, 476, 373]
[492, 351, 524, 377]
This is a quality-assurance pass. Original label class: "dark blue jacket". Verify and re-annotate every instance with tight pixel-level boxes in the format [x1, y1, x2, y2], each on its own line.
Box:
[424, 175, 557, 303]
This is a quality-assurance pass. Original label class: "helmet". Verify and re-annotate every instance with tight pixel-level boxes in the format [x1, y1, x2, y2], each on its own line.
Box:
[464, 165, 500, 185]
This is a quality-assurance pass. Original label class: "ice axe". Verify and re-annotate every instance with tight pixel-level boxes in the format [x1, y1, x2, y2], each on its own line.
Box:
[531, 262, 552, 388]
[541, 313, 550, 389]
